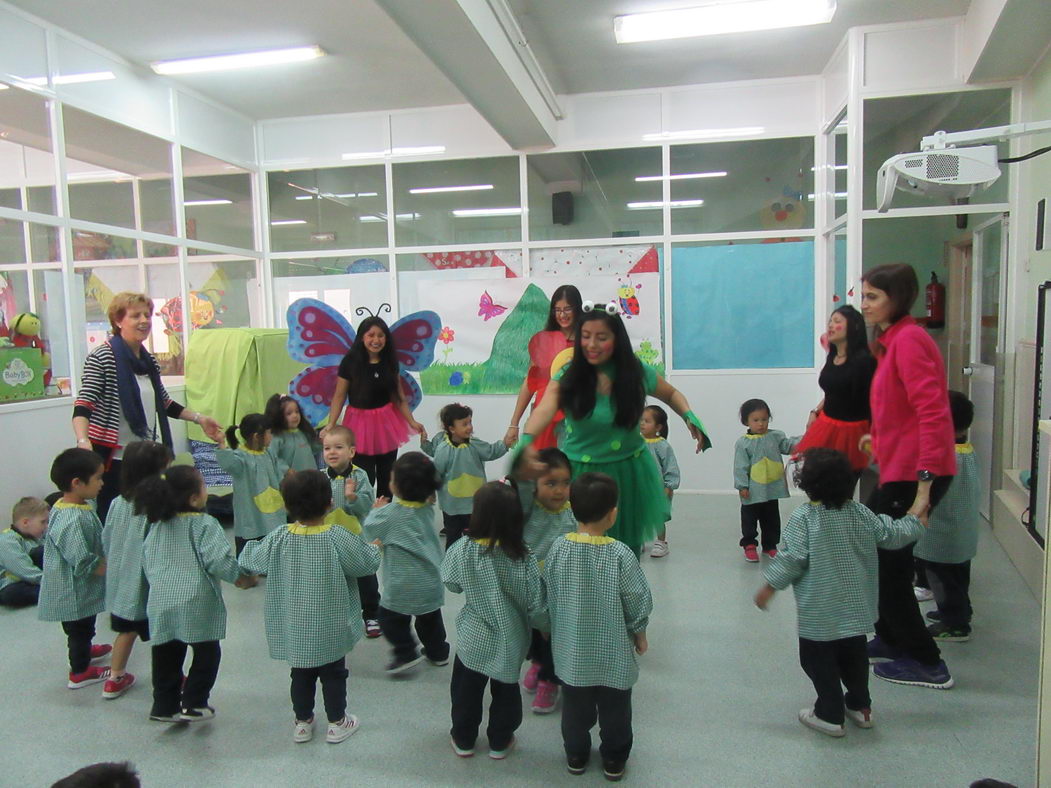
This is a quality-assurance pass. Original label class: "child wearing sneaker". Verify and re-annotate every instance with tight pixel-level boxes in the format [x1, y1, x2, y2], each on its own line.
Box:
[420, 403, 512, 550]
[363, 452, 450, 675]
[240, 470, 381, 744]
[321, 426, 382, 640]
[914, 391, 980, 643]
[734, 399, 798, 562]
[38, 448, 112, 689]
[441, 482, 545, 759]
[136, 466, 250, 723]
[0, 497, 48, 608]
[101, 440, 174, 700]
[755, 448, 926, 737]
[641, 405, 680, 558]
[545, 472, 652, 780]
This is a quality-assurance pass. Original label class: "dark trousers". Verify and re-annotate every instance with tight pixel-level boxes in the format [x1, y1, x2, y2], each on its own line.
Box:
[450, 656, 522, 750]
[798, 636, 871, 725]
[377, 606, 448, 663]
[357, 574, 380, 620]
[290, 657, 348, 723]
[561, 684, 633, 764]
[95, 457, 122, 522]
[151, 639, 221, 716]
[356, 450, 398, 500]
[443, 513, 471, 551]
[0, 545, 42, 607]
[235, 535, 262, 558]
[920, 558, 972, 631]
[913, 558, 931, 590]
[529, 628, 560, 684]
[867, 478, 952, 666]
[61, 615, 96, 673]
[740, 499, 781, 551]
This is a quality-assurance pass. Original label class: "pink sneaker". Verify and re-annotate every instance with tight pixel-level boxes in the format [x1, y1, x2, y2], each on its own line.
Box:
[532, 680, 559, 714]
[522, 661, 541, 693]
[102, 672, 135, 699]
[743, 545, 759, 562]
[90, 644, 112, 660]
[764, 549, 778, 558]
[68, 665, 110, 689]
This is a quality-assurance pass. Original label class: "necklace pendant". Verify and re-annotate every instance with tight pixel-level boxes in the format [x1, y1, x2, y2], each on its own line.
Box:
[373, 371, 379, 378]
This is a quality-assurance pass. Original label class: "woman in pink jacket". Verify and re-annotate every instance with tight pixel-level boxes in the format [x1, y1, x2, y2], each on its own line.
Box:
[861, 263, 956, 690]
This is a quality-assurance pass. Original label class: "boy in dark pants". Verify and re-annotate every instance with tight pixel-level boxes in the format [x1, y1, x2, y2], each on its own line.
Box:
[0, 497, 48, 607]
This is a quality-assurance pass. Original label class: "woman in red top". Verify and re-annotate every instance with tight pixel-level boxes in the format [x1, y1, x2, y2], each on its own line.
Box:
[860, 263, 956, 690]
[505, 285, 582, 449]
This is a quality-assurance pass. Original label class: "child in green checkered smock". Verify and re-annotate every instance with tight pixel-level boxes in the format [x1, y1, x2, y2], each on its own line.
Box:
[241, 470, 381, 743]
[641, 405, 681, 558]
[216, 413, 288, 558]
[420, 402, 511, 550]
[442, 482, 546, 758]
[39, 449, 111, 689]
[136, 465, 247, 722]
[544, 472, 652, 779]
[756, 448, 926, 736]
[266, 393, 320, 472]
[0, 496, 48, 608]
[363, 452, 450, 675]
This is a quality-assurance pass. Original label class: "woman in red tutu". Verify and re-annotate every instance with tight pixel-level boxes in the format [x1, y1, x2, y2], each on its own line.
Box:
[794, 305, 876, 474]
[323, 316, 425, 498]
[505, 285, 582, 449]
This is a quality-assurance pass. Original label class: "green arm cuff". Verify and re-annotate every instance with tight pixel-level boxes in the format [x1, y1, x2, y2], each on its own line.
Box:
[685, 410, 713, 451]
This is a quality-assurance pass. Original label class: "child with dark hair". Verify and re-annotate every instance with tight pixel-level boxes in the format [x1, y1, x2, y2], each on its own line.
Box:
[240, 470, 381, 744]
[363, 452, 450, 675]
[421, 402, 511, 550]
[545, 472, 652, 781]
[0, 497, 48, 608]
[914, 390, 980, 642]
[441, 482, 545, 759]
[641, 404, 680, 558]
[266, 393, 320, 472]
[755, 448, 927, 737]
[39, 448, 112, 689]
[734, 398, 798, 563]
[101, 440, 174, 700]
[50, 761, 140, 788]
[135, 465, 248, 723]
[216, 413, 288, 558]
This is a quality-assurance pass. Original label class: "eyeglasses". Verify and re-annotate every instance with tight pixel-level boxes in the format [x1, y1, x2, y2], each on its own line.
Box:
[553, 308, 574, 316]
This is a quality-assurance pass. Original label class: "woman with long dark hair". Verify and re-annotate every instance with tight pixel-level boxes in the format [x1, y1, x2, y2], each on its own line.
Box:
[505, 285, 582, 449]
[323, 316, 425, 499]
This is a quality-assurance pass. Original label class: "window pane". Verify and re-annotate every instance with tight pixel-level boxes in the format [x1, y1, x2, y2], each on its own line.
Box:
[183, 148, 254, 250]
[0, 268, 67, 400]
[0, 219, 60, 264]
[268, 166, 387, 252]
[272, 256, 392, 333]
[33, 268, 73, 395]
[72, 230, 137, 261]
[0, 217, 25, 264]
[145, 263, 185, 375]
[393, 156, 520, 246]
[187, 257, 260, 330]
[834, 125, 848, 220]
[0, 83, 56, 215]
[527, 147, 662, 241]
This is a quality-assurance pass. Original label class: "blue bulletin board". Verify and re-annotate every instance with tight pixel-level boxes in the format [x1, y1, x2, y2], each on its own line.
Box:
[671, 240, 814, 369]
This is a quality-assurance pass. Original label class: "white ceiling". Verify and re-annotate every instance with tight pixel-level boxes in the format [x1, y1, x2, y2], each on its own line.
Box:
[6, 0, 976, 122]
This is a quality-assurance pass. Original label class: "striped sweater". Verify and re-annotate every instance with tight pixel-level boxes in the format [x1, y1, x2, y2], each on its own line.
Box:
[72, 339, 183, 450]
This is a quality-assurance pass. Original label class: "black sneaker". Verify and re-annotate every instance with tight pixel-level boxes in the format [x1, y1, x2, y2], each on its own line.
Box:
[179, 706, 216, 722]
[928, 622, 971, 642]
[149, 711, 185, 723]
[385, 654, 424, 675]
[603, 760, 625, 782]
[567, 755, 589, 775]
[926, 609, 942, 622]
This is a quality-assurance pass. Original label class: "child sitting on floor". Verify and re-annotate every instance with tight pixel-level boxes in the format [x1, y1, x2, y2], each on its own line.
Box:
[0, 496, 49, 608]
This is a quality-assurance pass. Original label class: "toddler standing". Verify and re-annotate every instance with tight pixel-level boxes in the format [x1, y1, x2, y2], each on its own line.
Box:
[266, 393, 320, 472]
[0, 497, 48, 608]
[641, 405, 680, 558]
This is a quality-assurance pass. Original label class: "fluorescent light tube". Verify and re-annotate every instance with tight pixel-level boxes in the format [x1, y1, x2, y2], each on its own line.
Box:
[152, 46, 324, 76]
[336, 192, 378, 198]
[614, 0, 836, 43]
[806, 192, 848, 200]
[26, 71, 116, 86]
[294, 195, 315, 200]
[271, 219, 308, 226]
[184, 199, 232, 207]
[643, 127, 764, 142]
[635, 171, 727, 182]
[342, 146, 445, 161]
[626, 200, 704, 210]
[409, 184, 494, 195]
[451, 207, 522, 217]
[360, 213, 420, 223]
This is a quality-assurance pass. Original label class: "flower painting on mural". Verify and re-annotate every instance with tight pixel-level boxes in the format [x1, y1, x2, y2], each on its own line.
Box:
[760, 182, 807, 242]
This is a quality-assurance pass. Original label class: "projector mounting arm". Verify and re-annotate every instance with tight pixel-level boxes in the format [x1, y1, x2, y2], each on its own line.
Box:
[921, 120, 1051, 151]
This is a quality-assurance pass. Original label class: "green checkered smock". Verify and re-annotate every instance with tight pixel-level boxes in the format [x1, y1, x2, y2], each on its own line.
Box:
[215, 447, 288, 540]
[0, 527, 42, 591]
[323, 465, 374, 535]
[733, 430, 797, 503]
[914, 443, 980, 564]
[38, 502, 105, 622]
[524, 501, 576, 567]
[270, 429, 319, 472]
[240, 522, 381, 668]
[544, 533, 653, 690]
[763, 500, 925, 641]
[441, 537, 546, 683]
[363, 500, 444, 616]
[645, 437, 681, 490]
[420, 434, 508, 516]
[142, 512, 242, 645]
[102, 495, 150, 622]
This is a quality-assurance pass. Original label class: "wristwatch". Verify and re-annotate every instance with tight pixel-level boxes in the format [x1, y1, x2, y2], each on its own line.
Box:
[917, 470, 935, 482]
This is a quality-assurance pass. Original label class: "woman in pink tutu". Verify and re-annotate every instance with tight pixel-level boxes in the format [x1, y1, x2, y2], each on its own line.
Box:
[505, 285, 582, 450]
[323, 316, 425, 498]
[795, 305, 876, 476]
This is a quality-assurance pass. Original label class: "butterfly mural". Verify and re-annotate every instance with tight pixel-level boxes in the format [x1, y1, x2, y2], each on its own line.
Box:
[286, 299, 441, 427]
[478, 290, 508, 321]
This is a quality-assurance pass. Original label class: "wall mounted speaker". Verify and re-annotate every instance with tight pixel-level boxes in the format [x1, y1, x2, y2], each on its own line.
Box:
[552, 191, 574, 225]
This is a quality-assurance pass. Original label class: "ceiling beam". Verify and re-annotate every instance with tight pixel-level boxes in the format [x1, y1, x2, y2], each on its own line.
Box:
[962, 0, 1051, 82]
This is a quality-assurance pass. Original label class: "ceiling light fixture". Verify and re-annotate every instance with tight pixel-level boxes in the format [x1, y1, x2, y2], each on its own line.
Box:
[25, 71, 117, 86]
[635, 171, 727, 182]
[451, 207, 522, 217]
[271, 219, 308, 226]
[643, 127, 764, 142]
[614, 0, 836, 43]
[360, 213, 420, 222]
[151, 46, 324, 76]
[184, 199, 232, 207]
[409, 184, 494, 195]
[627, 199, 704, 210]
[341, 146, 446, 161]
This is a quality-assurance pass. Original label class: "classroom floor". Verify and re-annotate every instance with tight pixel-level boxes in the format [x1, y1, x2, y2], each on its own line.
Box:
[4, 493, 1038, 788]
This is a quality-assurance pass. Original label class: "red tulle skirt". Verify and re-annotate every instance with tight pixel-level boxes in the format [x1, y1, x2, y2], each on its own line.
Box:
[530, 384, 564, 451]
[342, 402, 411, 456]
[793, 412, 871, 471]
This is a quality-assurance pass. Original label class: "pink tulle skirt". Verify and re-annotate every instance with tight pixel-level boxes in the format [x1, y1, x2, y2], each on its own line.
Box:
[793, 412, 871, 472]
[342, 402, 411, 456]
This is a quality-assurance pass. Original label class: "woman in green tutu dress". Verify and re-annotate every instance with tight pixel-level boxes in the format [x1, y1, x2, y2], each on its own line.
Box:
[520, 301, 710, 555]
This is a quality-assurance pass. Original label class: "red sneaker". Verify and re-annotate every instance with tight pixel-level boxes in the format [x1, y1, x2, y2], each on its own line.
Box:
[68, 666, 110, 689]
[532, 680, 559, 714]
[743, 545, 759, 563]
[102, 672, 136, 699]
[522, 661, 542, 693]
[764, 549, 778, 558]
[364, 619, 381, 639]
[90, 644, 112, 660]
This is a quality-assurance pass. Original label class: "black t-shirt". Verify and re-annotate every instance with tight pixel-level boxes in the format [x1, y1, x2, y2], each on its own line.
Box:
[818, 353, 877, 421]
[337, 354, 398, 409]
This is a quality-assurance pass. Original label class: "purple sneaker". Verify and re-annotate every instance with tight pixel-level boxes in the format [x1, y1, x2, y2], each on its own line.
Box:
[873, 658, 954, 689]
[866, 636, 902, 664]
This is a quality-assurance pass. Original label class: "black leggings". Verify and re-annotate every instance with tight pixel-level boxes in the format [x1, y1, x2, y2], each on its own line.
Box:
[355, 450, 398, 500]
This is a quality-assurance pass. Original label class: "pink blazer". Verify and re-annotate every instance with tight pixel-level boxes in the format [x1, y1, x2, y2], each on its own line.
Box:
[869, 316, 956, 482]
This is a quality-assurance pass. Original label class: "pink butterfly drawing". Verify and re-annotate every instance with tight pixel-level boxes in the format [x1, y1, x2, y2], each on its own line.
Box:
[478, 290, 508, 321]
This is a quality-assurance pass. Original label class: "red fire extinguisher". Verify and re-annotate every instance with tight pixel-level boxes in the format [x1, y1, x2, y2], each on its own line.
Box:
[926, 272, 945, 328]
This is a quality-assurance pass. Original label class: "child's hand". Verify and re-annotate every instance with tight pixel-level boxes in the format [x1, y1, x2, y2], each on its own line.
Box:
[371, 538, 383, 548]
[633, 632, 648, 655]
[754, 584, 775, 610]
[503, 425, 519, 447]
[373, 496, 391, 509]
[738, 489, 750, 500]
[858, 433, 873, 456]
[94, 558, 107, 576]
[516, 444, 548, 480]
[665, 488, 673, 500]
[344, 476, 357, 499]
[235, 574, 256, 589]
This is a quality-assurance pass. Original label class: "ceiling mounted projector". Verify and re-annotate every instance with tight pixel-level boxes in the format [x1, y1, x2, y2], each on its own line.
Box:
[876, 145, 1000, 212]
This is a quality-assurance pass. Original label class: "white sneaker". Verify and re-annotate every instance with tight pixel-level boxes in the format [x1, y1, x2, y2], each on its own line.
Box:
[650, 540, 669, 558]
[798, 708, 845, 738]
[914, 586, 934, 602]
[293, 718, 314, 743]
[845, 708, 874, 729]
[326, 714, 360, 744]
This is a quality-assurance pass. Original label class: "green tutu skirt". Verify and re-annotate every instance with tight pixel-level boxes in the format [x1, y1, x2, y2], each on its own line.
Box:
[570, 447, 666, 551]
